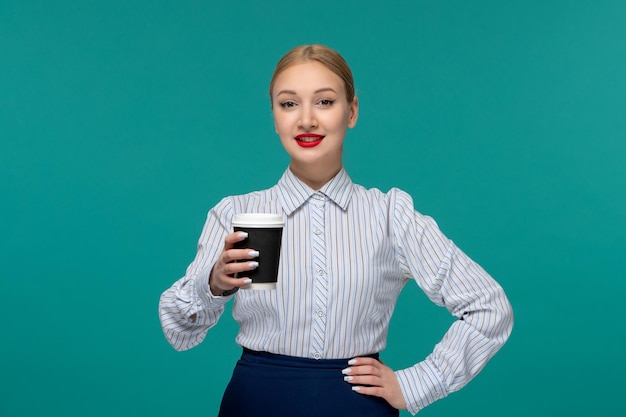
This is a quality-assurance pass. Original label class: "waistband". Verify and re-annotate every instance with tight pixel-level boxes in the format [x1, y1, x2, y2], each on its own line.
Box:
[241, 348, 379, 370]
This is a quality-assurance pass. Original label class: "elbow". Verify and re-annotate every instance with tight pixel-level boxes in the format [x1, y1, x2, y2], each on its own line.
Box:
[505, 298, 514, 337]
[464, 288, 514, 346]
[493, 292, 514, 346]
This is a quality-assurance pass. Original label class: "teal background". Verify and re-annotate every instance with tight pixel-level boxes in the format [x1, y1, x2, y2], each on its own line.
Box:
[2, 1, 625, 416]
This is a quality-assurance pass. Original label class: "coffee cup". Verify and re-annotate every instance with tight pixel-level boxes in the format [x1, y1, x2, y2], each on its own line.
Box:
[233, 213, 284, 290]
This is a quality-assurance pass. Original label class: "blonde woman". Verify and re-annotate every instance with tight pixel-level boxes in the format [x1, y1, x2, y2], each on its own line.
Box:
[159, 44, 513, 416]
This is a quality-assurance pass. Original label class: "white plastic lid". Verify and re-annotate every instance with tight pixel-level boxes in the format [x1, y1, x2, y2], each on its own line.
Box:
[232, 213, 284, 228]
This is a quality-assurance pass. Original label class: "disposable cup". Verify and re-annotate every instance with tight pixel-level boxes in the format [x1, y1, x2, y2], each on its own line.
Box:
[233, 213, 284, 290]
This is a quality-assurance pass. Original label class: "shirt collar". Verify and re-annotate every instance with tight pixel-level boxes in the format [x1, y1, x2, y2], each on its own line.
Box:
[276, 167, 354, 215]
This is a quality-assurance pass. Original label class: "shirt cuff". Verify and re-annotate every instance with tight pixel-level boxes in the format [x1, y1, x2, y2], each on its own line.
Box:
[395, 360, 448, 415]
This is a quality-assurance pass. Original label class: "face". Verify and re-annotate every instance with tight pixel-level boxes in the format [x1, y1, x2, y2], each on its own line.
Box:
[271, 61, 358, 177]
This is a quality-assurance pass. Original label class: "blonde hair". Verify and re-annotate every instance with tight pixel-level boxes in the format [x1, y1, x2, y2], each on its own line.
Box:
[269, 44, 355, 105]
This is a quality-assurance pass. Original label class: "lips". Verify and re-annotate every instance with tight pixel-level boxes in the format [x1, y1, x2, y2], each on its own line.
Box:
[295, 134, 324, 148]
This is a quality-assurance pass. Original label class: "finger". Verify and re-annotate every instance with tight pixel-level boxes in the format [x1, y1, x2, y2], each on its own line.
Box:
[223, 231, 250, 249]
[350, 385, 385, 397]
[347, 357, 380, 367]
[343, 373, 381, 387]
[344, 364, 381, 378]
[220, 275, 254, 288]
[222, 248, 260, 264]
[342, 357, 385, 384]
[222, 259, 259, 276]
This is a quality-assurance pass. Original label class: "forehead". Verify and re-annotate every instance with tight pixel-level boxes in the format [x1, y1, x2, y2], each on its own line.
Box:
[273, 61, 345, 94]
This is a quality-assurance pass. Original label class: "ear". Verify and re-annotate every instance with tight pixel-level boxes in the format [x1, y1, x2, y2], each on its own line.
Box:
[272, 107, 279, 134]
[348, 96, 359, 128]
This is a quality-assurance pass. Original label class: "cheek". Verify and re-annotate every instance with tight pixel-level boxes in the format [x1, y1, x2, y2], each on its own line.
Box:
[273, 113, 293, 135]
[326, 113, 351, 132]
[273, 117, 284, 135]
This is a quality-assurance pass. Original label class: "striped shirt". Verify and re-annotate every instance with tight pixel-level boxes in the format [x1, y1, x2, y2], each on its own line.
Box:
[159, 168, 513, 414]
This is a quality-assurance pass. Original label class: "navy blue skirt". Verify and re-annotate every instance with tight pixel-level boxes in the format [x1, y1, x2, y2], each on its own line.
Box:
[218, 349, 399, 417]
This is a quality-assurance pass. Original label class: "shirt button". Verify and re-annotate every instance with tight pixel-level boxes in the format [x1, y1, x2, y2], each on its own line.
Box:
[318, 269, 324, 276]
[313, 352, 321, 360]
[315, 229, 322, 235]
[317, 310, 324, 317]
[196, 298, 202, 305]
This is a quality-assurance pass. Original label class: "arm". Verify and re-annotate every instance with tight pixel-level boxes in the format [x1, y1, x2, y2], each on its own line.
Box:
[158, 267, 230, 351]
[393, 190, 513, 414]
[158, 200, 259, 351]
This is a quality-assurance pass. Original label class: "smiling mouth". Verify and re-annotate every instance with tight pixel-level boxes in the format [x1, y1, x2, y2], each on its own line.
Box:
[295, 134, 324, 148]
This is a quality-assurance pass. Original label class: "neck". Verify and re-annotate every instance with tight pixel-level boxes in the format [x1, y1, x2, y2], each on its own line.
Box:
[289, 162, 342, 190]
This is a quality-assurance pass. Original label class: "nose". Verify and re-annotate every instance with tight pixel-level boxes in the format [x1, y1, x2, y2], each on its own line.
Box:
[298, 105, 318, 130]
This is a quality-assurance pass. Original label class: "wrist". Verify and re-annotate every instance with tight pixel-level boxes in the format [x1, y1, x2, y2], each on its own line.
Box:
[209, 282, 235, 297]
[219, 287, 239, 296]
[209, 271, 237, 297]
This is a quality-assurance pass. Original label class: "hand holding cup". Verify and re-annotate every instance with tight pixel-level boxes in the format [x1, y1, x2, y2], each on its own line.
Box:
[232, 213, 283, 290]
[209, 231, 260, 296]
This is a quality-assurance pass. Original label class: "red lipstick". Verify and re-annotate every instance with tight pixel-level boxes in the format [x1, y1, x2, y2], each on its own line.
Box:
[295, 133, 324, 148]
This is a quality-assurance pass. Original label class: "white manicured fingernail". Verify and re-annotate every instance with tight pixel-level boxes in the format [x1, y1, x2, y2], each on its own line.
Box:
[243, 279, 252, 284]
[343, 376, 353, 381]
[248, 261, 259, 268]
[238, 232, 248, 239]
[248, 250, 259, 257]
[348, 359, 357, 365]
[341, 368, 352, 374]
[352, 386, 361, 392]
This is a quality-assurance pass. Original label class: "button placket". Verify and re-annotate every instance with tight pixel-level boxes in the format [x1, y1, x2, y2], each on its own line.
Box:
[310, 193, 328, 359]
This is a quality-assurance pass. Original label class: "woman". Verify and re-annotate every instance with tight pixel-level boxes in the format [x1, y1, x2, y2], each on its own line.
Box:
[159, 44, 513, 416]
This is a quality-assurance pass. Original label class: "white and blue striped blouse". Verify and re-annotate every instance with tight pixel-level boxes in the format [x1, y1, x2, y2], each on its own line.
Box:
[159, 167, 513, 414]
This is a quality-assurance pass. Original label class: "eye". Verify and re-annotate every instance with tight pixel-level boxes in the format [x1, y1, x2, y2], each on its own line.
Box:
[279, 100, 297, 109]
[318, 99, 335, 107]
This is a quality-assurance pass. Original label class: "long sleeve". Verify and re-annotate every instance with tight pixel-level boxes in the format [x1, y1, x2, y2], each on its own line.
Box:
[158, 170, 513, 402]
[391, 189, 514, 414]
[158, 199, 235, 351]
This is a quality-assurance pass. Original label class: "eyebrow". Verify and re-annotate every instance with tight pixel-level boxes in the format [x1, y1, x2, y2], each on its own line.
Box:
[275, 87, 338, 96]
